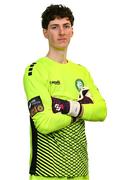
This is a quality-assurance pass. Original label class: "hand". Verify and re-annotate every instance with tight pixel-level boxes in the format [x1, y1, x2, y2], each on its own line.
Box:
[52, 97, 83, 118]
[78, 88, 93, 104]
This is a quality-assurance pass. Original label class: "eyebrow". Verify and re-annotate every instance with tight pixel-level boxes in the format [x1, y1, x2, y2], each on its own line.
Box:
[50, 23, 71, 27]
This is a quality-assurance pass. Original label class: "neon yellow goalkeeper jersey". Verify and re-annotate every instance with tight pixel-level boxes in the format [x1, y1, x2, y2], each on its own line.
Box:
[23, 57, 107, 180]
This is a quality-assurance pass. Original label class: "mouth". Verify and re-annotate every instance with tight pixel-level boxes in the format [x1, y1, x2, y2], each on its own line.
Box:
[58, 38, 67, 42]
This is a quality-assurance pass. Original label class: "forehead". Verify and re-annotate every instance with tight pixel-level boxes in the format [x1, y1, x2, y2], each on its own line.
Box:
[49, 17, 71, 26]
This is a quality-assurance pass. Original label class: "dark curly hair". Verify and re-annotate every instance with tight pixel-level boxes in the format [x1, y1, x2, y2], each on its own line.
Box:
[41, 4, 74, 29]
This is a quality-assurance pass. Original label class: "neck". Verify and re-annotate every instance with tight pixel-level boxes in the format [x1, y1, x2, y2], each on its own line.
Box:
[46, 47, 68, 64]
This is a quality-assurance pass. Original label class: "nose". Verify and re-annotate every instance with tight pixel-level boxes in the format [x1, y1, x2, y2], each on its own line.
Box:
[59, 27, 65, 35]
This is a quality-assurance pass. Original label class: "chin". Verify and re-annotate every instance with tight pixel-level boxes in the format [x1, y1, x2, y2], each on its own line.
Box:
[56, 44, 68, 50]
[56, 46, 67, 50]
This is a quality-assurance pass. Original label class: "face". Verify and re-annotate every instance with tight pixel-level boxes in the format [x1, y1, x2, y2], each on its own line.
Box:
[43, 17, 73, 50]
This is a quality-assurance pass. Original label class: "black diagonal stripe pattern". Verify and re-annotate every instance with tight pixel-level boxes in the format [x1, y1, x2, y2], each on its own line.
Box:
[30, 119, 88, 177]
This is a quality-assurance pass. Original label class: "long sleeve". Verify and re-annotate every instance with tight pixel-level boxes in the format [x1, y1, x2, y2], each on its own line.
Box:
[81, 68, 107, 121]
[23, 64, 72, 134]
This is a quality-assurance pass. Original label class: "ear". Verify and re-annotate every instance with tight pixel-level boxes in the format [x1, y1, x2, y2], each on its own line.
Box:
[71, 27, 74, 37]
[43, 29, 48, 39]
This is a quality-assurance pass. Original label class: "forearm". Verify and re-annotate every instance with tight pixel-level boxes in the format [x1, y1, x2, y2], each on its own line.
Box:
[81, 99, 107, 121]
[52, 96, 107, 122]
[32, 110, 72, 134]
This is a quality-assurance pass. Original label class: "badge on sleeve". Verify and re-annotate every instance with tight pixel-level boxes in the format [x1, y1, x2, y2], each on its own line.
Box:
[28, 96, 44, 117]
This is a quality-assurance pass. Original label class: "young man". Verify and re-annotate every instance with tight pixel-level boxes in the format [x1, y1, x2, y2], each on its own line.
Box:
[23, 4, 107, 180]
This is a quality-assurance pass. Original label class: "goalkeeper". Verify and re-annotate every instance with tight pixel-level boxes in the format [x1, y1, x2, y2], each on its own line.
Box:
[23, 4, 107, 180]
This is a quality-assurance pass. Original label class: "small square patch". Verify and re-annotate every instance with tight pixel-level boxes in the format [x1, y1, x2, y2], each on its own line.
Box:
[28, 96, 44, 117]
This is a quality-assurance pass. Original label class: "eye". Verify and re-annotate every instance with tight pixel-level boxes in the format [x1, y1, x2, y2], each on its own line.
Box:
[51, 26, 57, 29]
[64, 24, 71, 29]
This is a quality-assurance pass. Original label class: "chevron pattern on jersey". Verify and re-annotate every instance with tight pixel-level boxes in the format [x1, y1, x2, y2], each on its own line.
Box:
[30, 119, 88, 177]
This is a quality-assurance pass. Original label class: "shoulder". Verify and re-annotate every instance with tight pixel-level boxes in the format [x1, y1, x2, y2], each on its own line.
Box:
[24, 57, 47, 77]
[77, 64, 90, 72]
[69, 60, 90, 73]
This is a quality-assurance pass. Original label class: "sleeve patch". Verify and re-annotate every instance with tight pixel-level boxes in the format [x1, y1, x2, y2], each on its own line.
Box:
[28, 96, 44, 117]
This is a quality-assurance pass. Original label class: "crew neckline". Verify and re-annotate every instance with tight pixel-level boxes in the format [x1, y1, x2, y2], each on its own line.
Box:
[44, 56, 70, 65]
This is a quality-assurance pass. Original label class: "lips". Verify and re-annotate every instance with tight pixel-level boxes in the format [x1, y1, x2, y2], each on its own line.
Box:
[58, 38, 67, 41]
